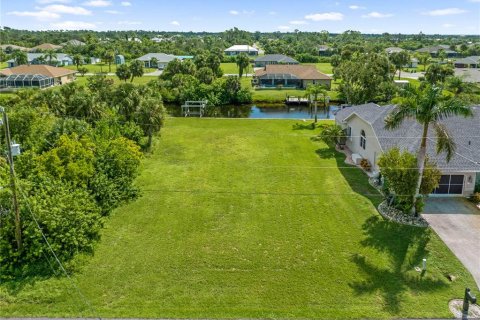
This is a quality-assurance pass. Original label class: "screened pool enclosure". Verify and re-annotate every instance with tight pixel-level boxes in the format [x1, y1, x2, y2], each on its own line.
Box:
[0, 74, 54, 89]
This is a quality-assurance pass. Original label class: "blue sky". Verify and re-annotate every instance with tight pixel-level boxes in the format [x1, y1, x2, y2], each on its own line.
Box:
[1, 0, 479, 34]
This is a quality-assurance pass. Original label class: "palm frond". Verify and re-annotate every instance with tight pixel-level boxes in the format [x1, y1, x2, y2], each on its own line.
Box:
[434, 98, 474, 120]
[433, 122, 456, 163]
[384, 101, 417, 130]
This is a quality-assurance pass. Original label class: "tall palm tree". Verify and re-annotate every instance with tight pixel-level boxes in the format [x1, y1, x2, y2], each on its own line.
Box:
[384, 84, 473, 215]
[305, 84, 328, 123]
[136, 97, 166, 150]
[235, 53, 250, 78]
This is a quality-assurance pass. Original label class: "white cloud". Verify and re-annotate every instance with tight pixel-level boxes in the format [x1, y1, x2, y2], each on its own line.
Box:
[170, 20, 180, 26]
[229, 10, 239, 15]
[105, 10, 121, 14]
[289, 20, 308, 25]
[120, 1, 131, 6]
[268, 11, 277, 15]
[82, 0, 111, 7]
[442, 23, 455, 28]
[423, 8, 467, 16]
[117, 20, 141, 25]
[36, 0, 71, 3]
[362, 11, 393, 18]
[7, 10, 60, 21]
[278, 25, 291, 31]
[305, 12, 344, 21]
[50, 20, 97, 29]
[42, 5, 92, 15]
[349, 5, 365, 10]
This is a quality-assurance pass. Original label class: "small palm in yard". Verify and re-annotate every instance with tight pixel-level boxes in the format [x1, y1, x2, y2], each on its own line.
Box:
[136, 96, 166, 150]
[318, 124, 346, 146]
[385, 84, 473, 215]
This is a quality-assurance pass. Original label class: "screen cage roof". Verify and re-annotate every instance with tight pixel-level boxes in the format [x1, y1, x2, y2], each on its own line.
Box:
[257, 73, 299, 80]
[0, 73, 54, 88]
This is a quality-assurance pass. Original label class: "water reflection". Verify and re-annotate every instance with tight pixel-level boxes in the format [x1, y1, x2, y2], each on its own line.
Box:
[166, 104, 339, 119]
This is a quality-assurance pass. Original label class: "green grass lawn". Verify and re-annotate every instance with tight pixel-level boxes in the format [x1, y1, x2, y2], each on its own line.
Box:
[221, 62, 240, 74]
[304, 62, 334, 74]
[0, 119, 475, 318]
[64, 64, 156, 74]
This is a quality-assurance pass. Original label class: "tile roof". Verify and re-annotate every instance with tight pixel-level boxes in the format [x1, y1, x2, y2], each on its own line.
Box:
[254, 65, 332, 80]
[31, 43, 63, 51]
[0, 44, 30, 51]
[0, 64, 77, 78]
[254, 54, 299, 64]
[336, 104, 480, 172]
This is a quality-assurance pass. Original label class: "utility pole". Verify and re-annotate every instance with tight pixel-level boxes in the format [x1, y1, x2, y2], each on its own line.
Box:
[0, 107, 22, 251]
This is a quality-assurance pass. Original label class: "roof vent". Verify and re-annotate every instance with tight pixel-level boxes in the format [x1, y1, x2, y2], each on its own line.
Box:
[468, 141, 472, 146]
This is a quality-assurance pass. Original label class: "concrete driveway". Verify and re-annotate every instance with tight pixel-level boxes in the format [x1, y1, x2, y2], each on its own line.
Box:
[423, 198, 480, 290]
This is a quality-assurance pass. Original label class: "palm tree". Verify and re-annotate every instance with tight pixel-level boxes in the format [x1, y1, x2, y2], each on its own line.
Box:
[136, 97, 166, 150]
[384, 84, 473, 215]
[235, 53, 250, 78]
[44, 50, 57, 66]
[72, 54, 83, 70]
[446, 76, 466, 96]
[102, 50, 115, 72]
[416, 53, 431, 72]
[11, 50, 28, 66]
[150, 57, 158, 69]
[305, 84, 328, 123]
[390, 51, 410, 80]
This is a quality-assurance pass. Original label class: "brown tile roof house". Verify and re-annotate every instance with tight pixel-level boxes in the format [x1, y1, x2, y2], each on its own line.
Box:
[30, 43, 63, 51]
[254, 65, 332, 89]
[0, 65, 77, 87]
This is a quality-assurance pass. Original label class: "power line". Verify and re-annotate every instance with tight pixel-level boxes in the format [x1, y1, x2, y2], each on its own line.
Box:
[16, 181, 100, 320]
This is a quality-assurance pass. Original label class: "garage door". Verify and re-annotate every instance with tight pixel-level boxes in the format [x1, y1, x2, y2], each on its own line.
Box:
[432, 175, 464, 195]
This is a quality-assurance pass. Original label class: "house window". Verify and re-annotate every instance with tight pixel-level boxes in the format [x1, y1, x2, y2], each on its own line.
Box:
[360, 130, 366, 150]
[347, 126, 352, 139]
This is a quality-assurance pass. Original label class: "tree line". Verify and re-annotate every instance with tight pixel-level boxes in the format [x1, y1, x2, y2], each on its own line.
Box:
[0, 76, 166, 277]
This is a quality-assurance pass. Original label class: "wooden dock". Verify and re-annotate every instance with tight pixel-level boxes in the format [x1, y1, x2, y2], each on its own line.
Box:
[285, 96, 310, 105]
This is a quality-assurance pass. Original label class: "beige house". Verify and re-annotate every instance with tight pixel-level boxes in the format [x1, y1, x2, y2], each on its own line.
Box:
[335, 103, 480, 197]
[0, 65, 77, 86]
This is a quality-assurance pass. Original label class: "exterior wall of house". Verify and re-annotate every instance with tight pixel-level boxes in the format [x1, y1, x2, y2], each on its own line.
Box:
[56, 74, 75, 85]
[225, 51, 258, 56]
[338, 114, 478, 197]
[338, 114, 383, 172]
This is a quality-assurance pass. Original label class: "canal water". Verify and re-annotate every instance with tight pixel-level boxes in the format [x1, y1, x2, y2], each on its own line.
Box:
[168, 105, 340, 119]
[250, 105, 339, 119]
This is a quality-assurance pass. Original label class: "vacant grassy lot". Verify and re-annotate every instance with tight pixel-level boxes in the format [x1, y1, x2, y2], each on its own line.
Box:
[0, 119, 475, 318]
[305, 62, 334, 74]
[221, 62, 241, 74]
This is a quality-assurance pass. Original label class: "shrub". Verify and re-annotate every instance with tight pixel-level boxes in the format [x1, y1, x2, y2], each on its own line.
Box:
[471, 192, 480, 204]
[360, 158, 371, 172]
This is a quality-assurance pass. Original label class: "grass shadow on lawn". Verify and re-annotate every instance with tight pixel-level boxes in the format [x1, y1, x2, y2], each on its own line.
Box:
[350, 216, 447, 314]
[315, 145, 448, 314]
